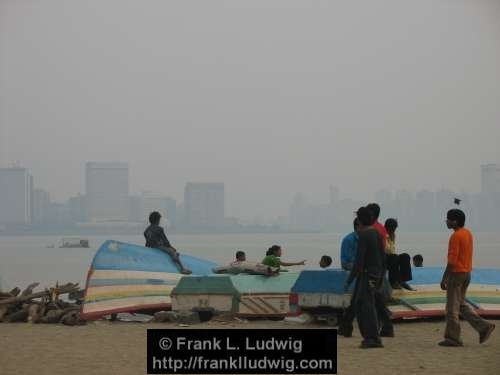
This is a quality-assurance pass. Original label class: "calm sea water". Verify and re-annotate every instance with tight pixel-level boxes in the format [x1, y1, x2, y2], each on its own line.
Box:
[0, 232, 499, 290]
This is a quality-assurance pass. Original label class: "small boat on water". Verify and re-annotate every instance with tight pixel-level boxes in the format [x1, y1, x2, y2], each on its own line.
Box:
[80, 240, 216, 320]
[60, 238, 90, 248]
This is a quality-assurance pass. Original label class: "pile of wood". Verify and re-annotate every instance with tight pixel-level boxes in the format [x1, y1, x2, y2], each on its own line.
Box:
[0, 282, 85, 325]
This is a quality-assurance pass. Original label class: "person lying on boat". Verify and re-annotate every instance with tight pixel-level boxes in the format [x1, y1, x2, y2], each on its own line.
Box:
[319, 255, 332, 269]
[144, 211, 192, 275]
[230, 250, 246, 267]
[213, 251, 279, 276]
[262, 245, 306, 272]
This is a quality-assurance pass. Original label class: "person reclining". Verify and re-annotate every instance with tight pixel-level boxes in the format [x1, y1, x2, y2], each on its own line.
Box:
[213, 250, 279, 275]
[144, 211, 192, 275]
[230, 250, 247, 267]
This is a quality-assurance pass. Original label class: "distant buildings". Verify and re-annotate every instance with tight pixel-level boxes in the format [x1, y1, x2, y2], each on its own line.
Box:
[139, 192, 177, 227]
[184, 182, 224, 230]
[32, 188, 51, 225]
[2, 161, 500, 233]
[85, 162, 129, 222]
[0, 168, 33, 224]
[481, 164, 500, 194]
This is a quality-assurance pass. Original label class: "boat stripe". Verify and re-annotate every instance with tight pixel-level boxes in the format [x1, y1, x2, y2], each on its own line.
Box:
[86, 284, 173, 298]
[88, 278, 178, 287]
[244, 297, 269, 313]
[90, 269, 182, 281]
[255, 297, 281, 313]
[82, 296, 172, 313]
[238, 300, 261, 314]
[85, 289, 174, 303]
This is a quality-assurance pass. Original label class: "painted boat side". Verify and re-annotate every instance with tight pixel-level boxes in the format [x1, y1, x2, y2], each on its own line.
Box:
[80, 240, 217, 320]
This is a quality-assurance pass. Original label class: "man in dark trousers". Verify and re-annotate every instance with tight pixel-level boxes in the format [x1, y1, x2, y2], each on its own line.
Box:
[337, 217, 360, 337]
[344, 206, 393, 348]
[144, 211, 192, 275]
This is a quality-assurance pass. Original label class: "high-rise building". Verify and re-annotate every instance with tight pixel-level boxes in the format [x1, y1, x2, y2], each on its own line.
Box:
[0, 168, 32, 224]
[129, 195, 143, 222]
[32, 188, 51, 225]
[85, 162, 129, 222]
[68, 194, 86, 223]
[481, 164, 500, 194]
[140, 192, 177, 227]
[329, 185, 339, 206]
[184, 182, 224, 229]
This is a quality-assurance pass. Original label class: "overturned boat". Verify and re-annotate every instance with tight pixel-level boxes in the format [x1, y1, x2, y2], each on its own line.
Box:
[171, 273, 299, 318]
[290, 267, 500, 322]
[390, 267, 500, 318]
[80, 240, 216, 320]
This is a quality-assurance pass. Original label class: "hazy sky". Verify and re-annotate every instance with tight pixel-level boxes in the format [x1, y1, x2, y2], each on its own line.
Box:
[1, 0, 500, 219]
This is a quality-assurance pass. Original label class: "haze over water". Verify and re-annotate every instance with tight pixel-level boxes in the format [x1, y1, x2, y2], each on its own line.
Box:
[1, 232, 499, 290]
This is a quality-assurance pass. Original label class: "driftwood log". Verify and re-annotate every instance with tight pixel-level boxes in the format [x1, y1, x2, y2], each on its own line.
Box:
[0, 282, 85, 325]
[0, 283, 79, 306]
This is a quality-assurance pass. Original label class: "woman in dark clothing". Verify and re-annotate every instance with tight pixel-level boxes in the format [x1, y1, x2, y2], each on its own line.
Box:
[384, 218, 413, 290]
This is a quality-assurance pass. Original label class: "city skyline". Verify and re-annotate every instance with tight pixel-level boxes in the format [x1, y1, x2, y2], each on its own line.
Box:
[1, 159, 499, 221]
[1, 162, 499, 233]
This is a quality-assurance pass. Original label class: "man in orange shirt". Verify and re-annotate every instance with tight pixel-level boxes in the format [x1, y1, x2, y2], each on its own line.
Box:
[439, 209, 495, 346]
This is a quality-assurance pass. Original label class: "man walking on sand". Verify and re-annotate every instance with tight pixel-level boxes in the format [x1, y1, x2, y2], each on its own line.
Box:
[439, 209, 495, 347]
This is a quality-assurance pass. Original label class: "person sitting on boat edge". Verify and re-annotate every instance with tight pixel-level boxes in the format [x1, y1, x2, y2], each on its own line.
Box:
[384, 218, 414, 291]
[262, 245, 306, 272]
[319, 255, 332, 269]
[144, 211, 192, 275]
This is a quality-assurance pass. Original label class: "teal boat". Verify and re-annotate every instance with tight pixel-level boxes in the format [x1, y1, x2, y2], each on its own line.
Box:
[171, 273, 299, 318]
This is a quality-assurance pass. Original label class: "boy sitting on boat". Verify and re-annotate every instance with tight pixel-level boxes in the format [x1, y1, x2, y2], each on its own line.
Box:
[144, 211, 192, 275]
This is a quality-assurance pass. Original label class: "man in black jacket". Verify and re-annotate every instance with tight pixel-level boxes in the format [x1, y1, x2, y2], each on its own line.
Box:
[344, 206, 393, 348]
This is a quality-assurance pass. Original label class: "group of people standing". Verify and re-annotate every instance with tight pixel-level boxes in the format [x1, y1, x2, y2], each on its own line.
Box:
[143, 205, 496, 349]
[338, 202, 496, 349]
[340, 204, 418, 291]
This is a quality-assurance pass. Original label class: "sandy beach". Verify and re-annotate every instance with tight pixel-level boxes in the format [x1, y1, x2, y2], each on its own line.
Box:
[1, 318, 498, 375]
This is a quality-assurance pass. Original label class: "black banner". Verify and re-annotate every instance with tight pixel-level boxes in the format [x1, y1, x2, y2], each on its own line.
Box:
[147, 328, 337, 374]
